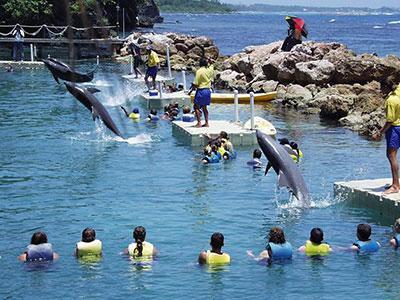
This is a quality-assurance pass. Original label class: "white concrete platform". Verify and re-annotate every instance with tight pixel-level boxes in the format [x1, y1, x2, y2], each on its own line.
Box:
[172, 120, 257, 146]
[334, 178, 400, 218]
[140, 91, 191, 109]
[0, 60, 44, 69]
[121, 74, 174, 83]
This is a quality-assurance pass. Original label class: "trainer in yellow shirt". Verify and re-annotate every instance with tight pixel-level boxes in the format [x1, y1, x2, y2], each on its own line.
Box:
[144, 45, 160, 90]
[190, 58, 214, 127]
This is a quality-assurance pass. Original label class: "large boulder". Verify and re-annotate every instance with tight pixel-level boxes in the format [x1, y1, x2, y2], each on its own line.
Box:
[282, 84, 313, 108]
[295, 60, 335, 85]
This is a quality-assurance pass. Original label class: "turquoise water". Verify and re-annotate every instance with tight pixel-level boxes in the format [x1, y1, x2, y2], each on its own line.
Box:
[1, 13, 400, 299]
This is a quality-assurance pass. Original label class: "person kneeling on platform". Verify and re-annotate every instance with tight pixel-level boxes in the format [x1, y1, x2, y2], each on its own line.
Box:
[247, 149, 263, 169]
[299, 228, 332, 256]
[247, 227, 292, 264]
[147, 109, 159, 122]
[350, 223, 380, 252]
[19, 231, 59, 262]
[75, 227, 102, 258]
[121, 106, 140, 121]
[198, 232, 230, 265]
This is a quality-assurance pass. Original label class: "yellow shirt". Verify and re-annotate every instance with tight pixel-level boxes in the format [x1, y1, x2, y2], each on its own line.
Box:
[386, 85, 400, 126]
[147, 51, 160, 67]
[193, 65, 214, 89]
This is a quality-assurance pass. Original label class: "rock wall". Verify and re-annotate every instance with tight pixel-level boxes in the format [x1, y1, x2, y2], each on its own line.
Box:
[121, 32, 220, 71]
[216, 41, 400, 137]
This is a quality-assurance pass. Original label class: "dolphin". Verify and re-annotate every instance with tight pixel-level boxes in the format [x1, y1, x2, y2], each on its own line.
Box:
[64, 82, 123, 138]
[43, 58, 96, 84]
[256, 130, 311, 207]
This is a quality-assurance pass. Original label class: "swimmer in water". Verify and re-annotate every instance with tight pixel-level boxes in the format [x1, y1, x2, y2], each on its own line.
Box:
[147, 109, 159, 122]
[299, 228, 332, 256]
[390, 218, 400, 248]
[75, 227, 102, 258]
[19, 231, 59, 262]
[126, 226, 157, 258]
[247, 149, 263, 168]
[350, 223, 380, 252]
[121, 106, 140, 120]
[198, 232, 230, 265]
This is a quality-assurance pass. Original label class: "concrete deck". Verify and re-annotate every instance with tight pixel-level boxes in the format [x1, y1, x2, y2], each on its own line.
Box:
[0, 60, 44, 69]
[121, 74, 174, 82]
[172, 120, 257, 146]
[334, 178, 400, 218]
[140, 91, 191, 109]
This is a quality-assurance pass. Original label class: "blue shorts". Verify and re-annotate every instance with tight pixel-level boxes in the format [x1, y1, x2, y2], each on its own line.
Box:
[146, 66, 158, 77]
[194, 88, 211, 107]
[386, 126, 400, 149]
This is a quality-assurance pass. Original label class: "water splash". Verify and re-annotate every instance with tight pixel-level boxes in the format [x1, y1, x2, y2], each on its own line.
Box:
[115, 134, 152, 145]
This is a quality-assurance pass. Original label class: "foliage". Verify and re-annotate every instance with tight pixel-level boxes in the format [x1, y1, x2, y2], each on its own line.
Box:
[156, 0, 235, 13]
[2, 0, 53, 24]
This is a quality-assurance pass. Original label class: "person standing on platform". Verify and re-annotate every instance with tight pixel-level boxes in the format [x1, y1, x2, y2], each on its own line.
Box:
[373, 80, 400, 194]
[144, 45, 160, 91]
[188, 58, 214, 128]
[129, 41, 142, 78]
[11, 24, 24, 61]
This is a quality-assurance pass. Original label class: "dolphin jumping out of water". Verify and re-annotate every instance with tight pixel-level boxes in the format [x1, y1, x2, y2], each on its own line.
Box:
[43, 58, 96, 84]
[64, 82, 123, 138]
[256, 130, 311, 207]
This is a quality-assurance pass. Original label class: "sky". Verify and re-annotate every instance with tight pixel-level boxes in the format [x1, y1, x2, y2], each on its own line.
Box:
[222, 0, 400, 8]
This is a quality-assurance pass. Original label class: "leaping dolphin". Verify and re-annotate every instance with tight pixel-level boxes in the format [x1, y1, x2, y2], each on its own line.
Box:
[43, 58, 96, 84]
[64, 82, 123, 138]
[256, 130, 311, 207]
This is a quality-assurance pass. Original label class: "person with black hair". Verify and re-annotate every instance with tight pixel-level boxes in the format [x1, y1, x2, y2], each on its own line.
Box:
[75, 228, 102, 258]
[299, 228, 331, 255]
[351, 224, 380, 252]
[198, 232, 230, 265]
[147, 109, 159, 122]
[247, 227, 292, 264]
[247, 149, 263, 168]
[390, 218, 400, 248]
[129, 41, 143, 78]
[127, 226, 157, 259]
[19, 231, 59, 262]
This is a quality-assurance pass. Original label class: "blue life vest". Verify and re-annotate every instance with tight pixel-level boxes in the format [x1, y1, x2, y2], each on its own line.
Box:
[395, 234, 400, 247]
[247, 158, 262, 168]
[353, 240, 380, 252]
[148, 114, 159, 122]
[26, 243, 54, 262]
[204, 153, 220, 164]
[267, 242, 293, 260]
[182, 114, 195, 122]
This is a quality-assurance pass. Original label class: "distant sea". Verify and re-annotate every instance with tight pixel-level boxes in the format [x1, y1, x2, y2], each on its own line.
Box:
[154, 12, 400, 56]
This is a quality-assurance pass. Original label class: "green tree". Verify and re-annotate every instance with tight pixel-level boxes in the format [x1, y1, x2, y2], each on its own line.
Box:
[3, 0, 53, 24]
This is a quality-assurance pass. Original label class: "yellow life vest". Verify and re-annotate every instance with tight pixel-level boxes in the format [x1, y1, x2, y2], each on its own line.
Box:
[205, 250, 230, 265]
[218, 147, 226, 157]
[129, 113, 140, 120]
[305, 240, 330, 255]
[221, 138, 233, 152]
[128, 241, 154, 257]
[290, 149, 303, 162]
[76, 239, 102, 257]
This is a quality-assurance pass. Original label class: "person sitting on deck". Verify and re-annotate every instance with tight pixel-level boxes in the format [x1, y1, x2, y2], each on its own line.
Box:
[198, 232, 230, 265]
[390, 218, 400, 248]
[19, 231, 59, 262]
[247, 149, 263, 169]
[121, 106, 140, 121]
[350, 224, 380, 253]
[75, 228, 102, 258]
[182, 105, 195, 122]
[126, 226, 157, 260]
[247, 227, 292, 264]
[299, 228, 331, 256]
[144, 45, 160, 91]
[147, 109, 159, 122]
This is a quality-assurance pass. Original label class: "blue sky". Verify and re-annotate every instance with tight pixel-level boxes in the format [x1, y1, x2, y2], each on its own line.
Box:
[222, 0, 400, 8]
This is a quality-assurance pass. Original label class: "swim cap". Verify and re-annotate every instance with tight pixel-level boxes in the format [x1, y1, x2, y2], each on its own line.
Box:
[133, 108, 139, 114]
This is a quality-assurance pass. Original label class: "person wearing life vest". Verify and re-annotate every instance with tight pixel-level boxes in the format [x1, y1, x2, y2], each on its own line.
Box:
[121, 106, 141, 121]
[144, 45, 160, 91]
[202, 145, 220, 164]
[19, 231, 59, 262]
[350, 224, 381, 252]
[182, 105, 195, 122]
[372, 79, 400, 194]
[127, 226, 157, 259]
[299, 228, 331, 256]
[390, 218, 400, 248]
[289, 142, 304, 163]
[247, 149, 263, 169]
[147, 109, 159, 122]
[198, 232, 230, 265]
[75, 228, 102, 258]
[247, 227, 292, 264]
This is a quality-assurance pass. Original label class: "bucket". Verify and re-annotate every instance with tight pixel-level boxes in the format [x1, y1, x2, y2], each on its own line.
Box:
[149, 89, 158, 96]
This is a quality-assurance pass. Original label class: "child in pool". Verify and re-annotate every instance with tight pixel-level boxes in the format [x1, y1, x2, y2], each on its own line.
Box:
[299, 228, 331, 255]
[198, 232, 230, 265]
[121, 106, 140, 120]
[147, 109, 159, 122]
[126, 226, 157, 258]
[247, 149, 263, 168]
[247, 227, 292, 263]
[202, 145, 220, 164]
[390, 218, 400, 248]
[75, 227, 102, 258]
[182, 105, 195, 122]
[19, 231, 59, 262]
[351, 223, 380, 252]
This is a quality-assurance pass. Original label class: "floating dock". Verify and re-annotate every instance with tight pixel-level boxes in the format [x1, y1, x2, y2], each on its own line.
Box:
[334, 178, 400, 218]
[172, 120, 257, 146]
[0, 60, 44, 69]
[140, 91, 191, 109]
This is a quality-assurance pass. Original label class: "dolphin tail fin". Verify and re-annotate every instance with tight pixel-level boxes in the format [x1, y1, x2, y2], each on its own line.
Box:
[91, 107, 99, 121]
[278, 170, 291, 190]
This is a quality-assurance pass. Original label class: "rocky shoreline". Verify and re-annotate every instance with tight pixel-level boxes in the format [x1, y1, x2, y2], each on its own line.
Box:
[121, 33, 400, 137]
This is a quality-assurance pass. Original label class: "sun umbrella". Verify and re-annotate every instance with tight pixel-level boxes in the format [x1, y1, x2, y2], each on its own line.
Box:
[285, 16, 308, 38]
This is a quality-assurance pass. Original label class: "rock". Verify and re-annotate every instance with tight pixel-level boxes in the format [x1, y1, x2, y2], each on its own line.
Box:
[204, 46, 219, 60]
[187, 45, 203, 58]
[261, 52, 286, 80]
[185, 39, 196, 49]
[315, 87, 356, 118]
[295, 60, 335, 85]
[216, 70, 247, 91]
[283, 84, 313, 107]
[175, 43, 189, 54]
[193, 36, 213, 48]
[263, 80, 279, 92]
